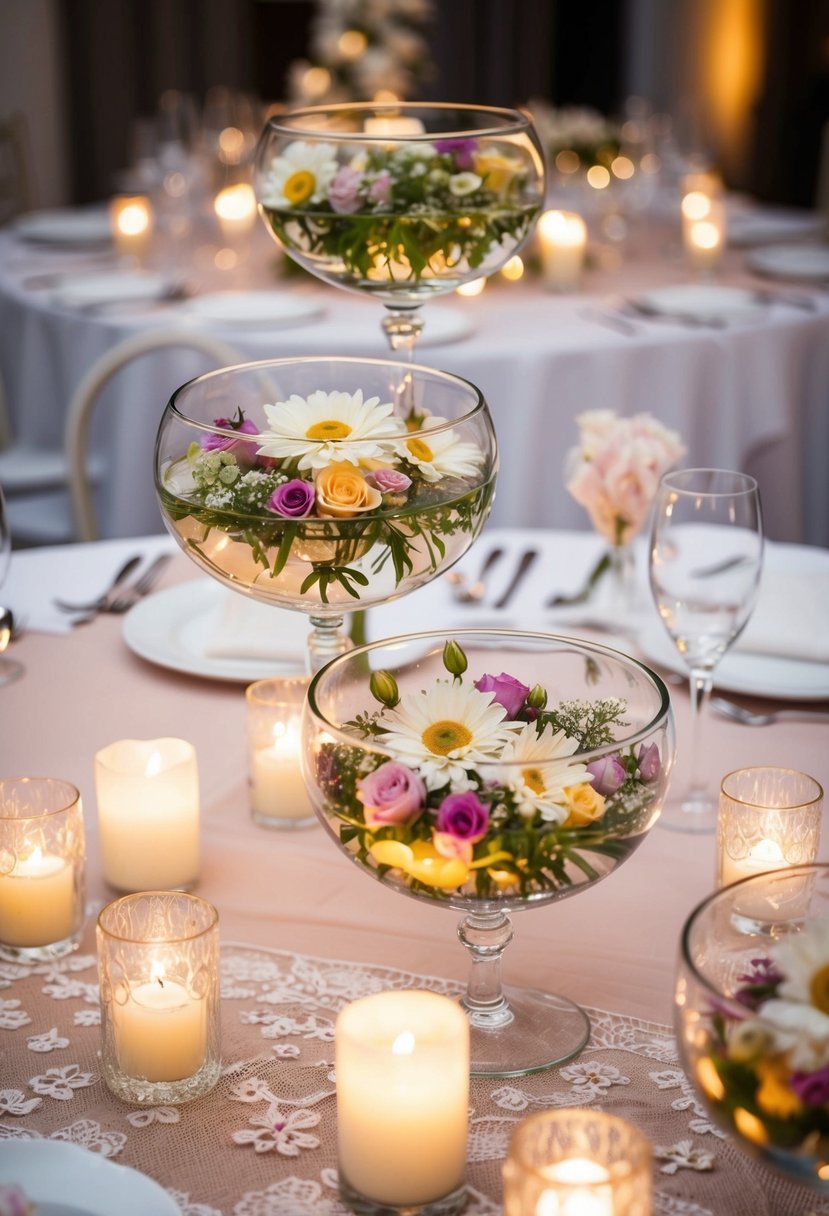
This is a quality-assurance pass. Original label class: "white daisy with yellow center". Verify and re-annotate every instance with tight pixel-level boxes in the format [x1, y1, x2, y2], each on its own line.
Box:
[260, 140, 339, 208]
[258, 389, 405, 471]
[377, 679, 519, 791]
[761, 917, 829, 1071]
[400, 417, 483, 484]
[499, 722, 592, 823]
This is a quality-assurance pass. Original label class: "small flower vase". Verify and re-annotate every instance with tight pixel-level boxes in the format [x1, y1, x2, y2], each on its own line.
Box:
[596, 540, 636, 616]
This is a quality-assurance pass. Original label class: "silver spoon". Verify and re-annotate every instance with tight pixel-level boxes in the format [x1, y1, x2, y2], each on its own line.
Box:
[710, 696, 829, 726]
[447, 546, 505, 604]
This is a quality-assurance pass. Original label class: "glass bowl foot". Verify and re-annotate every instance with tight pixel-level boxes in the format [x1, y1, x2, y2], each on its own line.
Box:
[468, 986, 589, 1078]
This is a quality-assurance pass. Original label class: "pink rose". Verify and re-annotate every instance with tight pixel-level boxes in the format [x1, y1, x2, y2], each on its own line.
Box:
[368, 468, 412, 493]
[586, 754, 626, 795]
[637, 743, 661, 781]
[367, 170, 392, 205]
[474, 672, 529, 718]
[357, 761, 425, 826]
[435, 791, 489, 842]
[329, 166, 363, 214]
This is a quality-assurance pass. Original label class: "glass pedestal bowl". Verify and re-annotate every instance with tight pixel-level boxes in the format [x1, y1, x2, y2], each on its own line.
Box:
[254, 102, 545, 358]
[302, 629, 674, 1076]
[677, 864, 829, 1193]
[154, 356, 497, 670]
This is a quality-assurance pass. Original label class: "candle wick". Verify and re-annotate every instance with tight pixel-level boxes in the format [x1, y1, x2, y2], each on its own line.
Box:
[157, 976, 164, 989]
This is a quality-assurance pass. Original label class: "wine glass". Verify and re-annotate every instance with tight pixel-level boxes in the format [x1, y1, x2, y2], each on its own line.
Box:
[303, 628, 675, 1077]
[154, 355, 497, 672]
[649, 468, 763, 833]
[253, 102, 545, 359]
[0, 485, 23, 688]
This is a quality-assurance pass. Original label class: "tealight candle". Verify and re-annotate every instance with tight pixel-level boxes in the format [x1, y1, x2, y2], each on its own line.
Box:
[109, 193, 153, 261]
[97, 891, 221, 1105]
[503, 1110, 652, 1216]
[536, 210, 587, 292]
[364, 115, 426, 136]
[213, 181, 257, 243]
[94, 738, 200, 891]
[0, 778, 85, 963]
[717, 767, 823, 888]
[246, 678, 315, 829]
[681, 193, 726, 273]
[336, 990, 469, 1213]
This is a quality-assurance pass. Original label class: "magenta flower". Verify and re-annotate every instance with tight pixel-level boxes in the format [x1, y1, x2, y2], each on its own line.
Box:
[367, 171, 392, 205]
[474, 672, 529, 718]
[791, 1067, 829, 1106]
[369, 468, 412, 493]
[329, 166, 363, 214]
[435, 791, 489, 842]
[434, 137, 477, 170]
[202, 417, 260, 465]
[266, 479, 315, 518]
[358, 761, 425, 826]
[586, 754, 626, 796]
[637, 743, 661, 781]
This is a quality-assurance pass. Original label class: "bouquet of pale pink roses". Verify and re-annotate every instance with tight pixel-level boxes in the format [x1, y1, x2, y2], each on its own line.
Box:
[565, 410, 686, 547]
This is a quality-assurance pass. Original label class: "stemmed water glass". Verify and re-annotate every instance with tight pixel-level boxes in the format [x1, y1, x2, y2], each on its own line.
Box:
[649, 468, 763, 833]
[253, 102, 545, 359]
[0, 485, 23, 688]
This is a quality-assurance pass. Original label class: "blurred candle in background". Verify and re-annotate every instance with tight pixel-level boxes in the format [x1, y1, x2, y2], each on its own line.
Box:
[246, 678, 315, 830]
[109, 194, 153, 262]
[213, 181, 257, 243]
[364, 114, 426, 136]
[681, 188, 726, 273]
[537, 209, 587, 291]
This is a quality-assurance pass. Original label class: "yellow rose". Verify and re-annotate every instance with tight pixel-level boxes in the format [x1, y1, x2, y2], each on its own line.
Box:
[315, 462, 382, 519]
[755, 1057, 802, 1119]
[562, 782, 606, 828]
[473, 151, 524, 195]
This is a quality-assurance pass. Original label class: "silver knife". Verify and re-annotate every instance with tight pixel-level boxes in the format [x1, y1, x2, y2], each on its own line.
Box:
[493, 549, 538, 610]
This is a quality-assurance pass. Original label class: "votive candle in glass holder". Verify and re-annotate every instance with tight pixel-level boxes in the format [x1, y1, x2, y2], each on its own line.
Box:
[336, 990, 469, 1215]
[681, 190, 726, 274]
[108, 193, 153, 262]
[0, 778, 86, 963]
[503, 1109, 652, 1216]
[537, 209, 587, 292]
[717, 767, 823, 888]
[97, 891, 221, 1105]
[94, 738, 200, 891]
[246, 677, 315, 829]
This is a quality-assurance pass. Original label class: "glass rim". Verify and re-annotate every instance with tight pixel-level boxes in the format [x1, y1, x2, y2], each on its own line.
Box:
[659, 467, 759, 498]
[0, 777, 81, 821]
[165, 353, 488, 438]
[720, 765, 824, 811]
[97, 891, 219, 944]
[246, 676, 311, 705]
[263, 100, 535, 141]
[680, 862, 829, 1001]
[306, 627, 672, 761]
[506, 1107, 652, 1174]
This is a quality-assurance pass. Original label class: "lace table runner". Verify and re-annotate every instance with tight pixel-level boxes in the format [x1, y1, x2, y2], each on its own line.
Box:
[1, 942, 827, 1216]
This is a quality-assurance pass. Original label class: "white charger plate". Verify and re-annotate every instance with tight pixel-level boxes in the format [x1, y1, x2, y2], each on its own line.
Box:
[635, 283, 764, 320]
[14, 208, 112, 246]
[48, 271, 175, 307]
[180, 289, 324, 327]
[746, 243, 829, 282]
[0, 1140, 178, 1216]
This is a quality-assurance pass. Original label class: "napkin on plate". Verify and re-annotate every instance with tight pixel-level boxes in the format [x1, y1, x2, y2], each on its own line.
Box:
[734, 570, 829, 663]
[200, 591, 314, 662]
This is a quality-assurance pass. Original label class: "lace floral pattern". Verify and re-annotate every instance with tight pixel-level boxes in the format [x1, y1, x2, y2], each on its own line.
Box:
[1, 940, 826, 1215]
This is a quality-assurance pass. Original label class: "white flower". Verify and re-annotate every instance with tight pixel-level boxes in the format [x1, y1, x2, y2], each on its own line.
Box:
[260, 140, 339, 208]
[258, 389, 404, 471]
[232, 1103, 321, 1155]
[377, 679, 517, 791]
[559, 1060, 630, 1091]
[400, 419, 483, 483]
[449, 171, 483, 196]
[499, 723, 590, 823]
[758, 917, 829, 1070]
[29, 1065, 95, 1101]
[761, 999, 829, 1071]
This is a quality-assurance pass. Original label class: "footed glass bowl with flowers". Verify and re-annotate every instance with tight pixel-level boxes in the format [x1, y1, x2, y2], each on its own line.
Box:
[155, 356, 497, 670]
[303, 629, 674, 1076]
[677, 864, 829, 1192]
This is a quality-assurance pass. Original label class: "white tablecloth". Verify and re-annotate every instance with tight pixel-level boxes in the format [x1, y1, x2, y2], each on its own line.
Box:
[1, 214, 827, 544]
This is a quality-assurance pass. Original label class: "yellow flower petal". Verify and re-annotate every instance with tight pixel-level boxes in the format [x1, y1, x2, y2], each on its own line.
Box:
[369, 839, 469, 891]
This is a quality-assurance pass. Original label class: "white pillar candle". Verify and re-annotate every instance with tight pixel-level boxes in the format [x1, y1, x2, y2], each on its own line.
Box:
[213, 182, 257, 243]
[536, 1159, 613, 1216]
[109, 194, 153, 261]
[111, 962, 208, 1082]
[336, 990, 469, 1208]
[364, 115, 426, 136]
[95, 738, 200, 891]
[0, 848, 75, 948]
[537, 210, 587, 291]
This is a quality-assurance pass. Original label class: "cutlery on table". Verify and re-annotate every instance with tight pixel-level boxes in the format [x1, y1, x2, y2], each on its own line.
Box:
[493, 548, 538, 611]
[99, 553, 172, 614]
[710, 696, 829, 727]
[54, 553, 142, 613]
[72, 283, 195, 313]
[622, 299, 727, 330]
[751, 288, 818, 312]
[447, 546, 505, 604]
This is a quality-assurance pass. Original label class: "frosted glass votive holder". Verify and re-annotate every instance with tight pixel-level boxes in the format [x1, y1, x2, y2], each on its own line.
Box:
[0, 778, 86, 963]
[717, 766, 823, 888]
[246, 677, 315, 829]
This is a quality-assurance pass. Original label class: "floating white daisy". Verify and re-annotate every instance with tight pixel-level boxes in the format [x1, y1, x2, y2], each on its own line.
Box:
[400, 418, 483, 483]
[260, 141, 339, 208]
[377, 679, 518, 791]
[499, 722, 592, 823]
[759, 917, 829, 1070]
[258, 389, 405, 471]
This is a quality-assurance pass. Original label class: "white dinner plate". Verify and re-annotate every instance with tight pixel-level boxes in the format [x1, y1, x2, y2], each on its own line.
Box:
[745, 242, 829, 283]
[0, 1140, 178, 1216]
[47, 271, 175, 308]
[634, 283, 764, 320]
[180, 289, 325, 327]
[14, 208, 113, 247]
[123, 579, 308, 682]
[727, 208, 825, 248]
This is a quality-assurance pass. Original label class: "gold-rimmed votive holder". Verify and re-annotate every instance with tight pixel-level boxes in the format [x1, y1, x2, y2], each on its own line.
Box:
[502, 1109, 652, 1215]
[97, 891, 221, 1105]
[246, 677, 315, 829]
[0, 778, 86, 963]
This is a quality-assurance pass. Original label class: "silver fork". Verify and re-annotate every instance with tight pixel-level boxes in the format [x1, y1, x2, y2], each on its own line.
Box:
[54, 554, 142, 613]
[104, 554, 172, 613]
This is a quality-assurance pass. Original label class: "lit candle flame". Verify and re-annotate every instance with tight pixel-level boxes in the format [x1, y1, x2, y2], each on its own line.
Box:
[391, 1030, 415, 1056]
